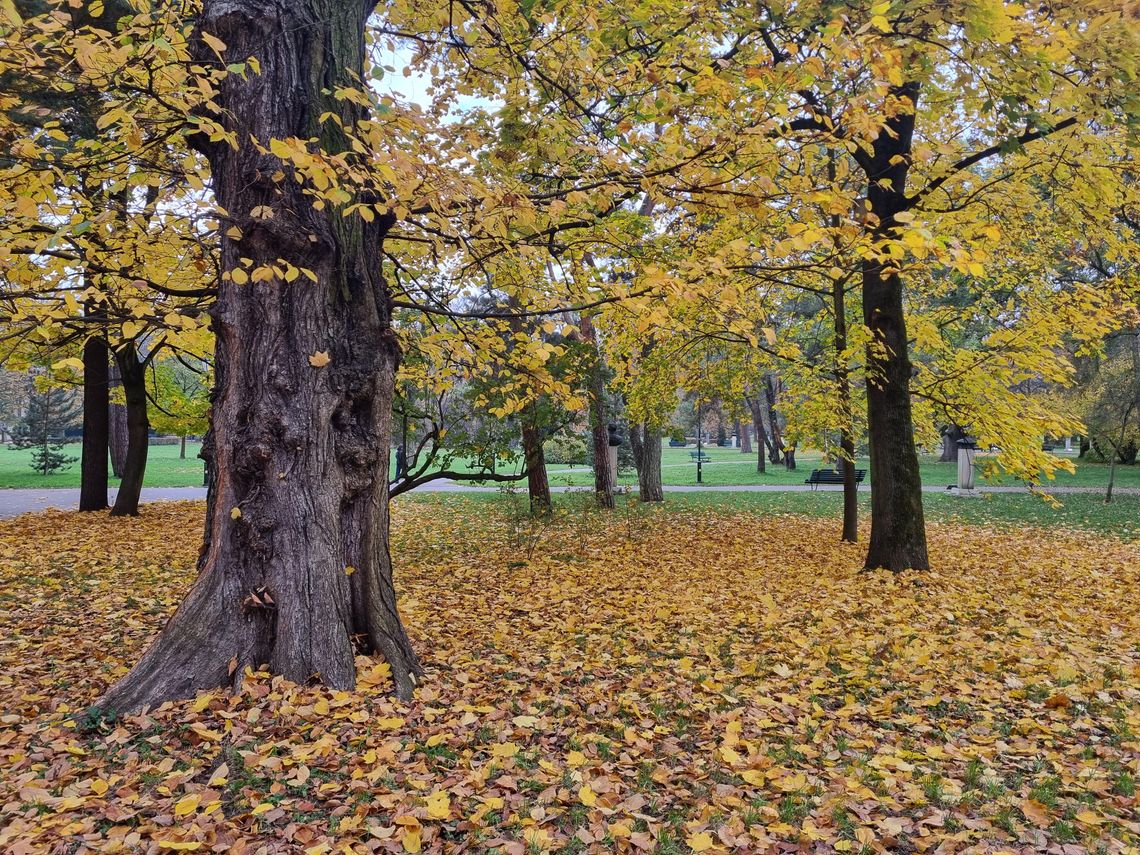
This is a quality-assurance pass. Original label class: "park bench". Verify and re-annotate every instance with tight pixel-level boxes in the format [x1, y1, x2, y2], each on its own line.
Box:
[689, 451, 712, 463]
[804, 468, 866, 490]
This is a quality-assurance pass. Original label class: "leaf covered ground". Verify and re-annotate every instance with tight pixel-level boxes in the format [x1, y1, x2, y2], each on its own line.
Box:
[1, 498, 1138, 855]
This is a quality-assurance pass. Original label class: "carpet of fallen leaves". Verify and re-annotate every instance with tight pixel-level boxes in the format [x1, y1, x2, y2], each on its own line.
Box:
[1, 499, 1139, 855]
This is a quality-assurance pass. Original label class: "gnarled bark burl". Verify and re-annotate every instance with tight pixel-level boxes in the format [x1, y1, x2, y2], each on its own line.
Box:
[97, 0, 421, 714]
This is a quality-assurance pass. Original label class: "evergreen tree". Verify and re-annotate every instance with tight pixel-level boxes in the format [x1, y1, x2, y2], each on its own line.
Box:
[12, 384, 81, 475]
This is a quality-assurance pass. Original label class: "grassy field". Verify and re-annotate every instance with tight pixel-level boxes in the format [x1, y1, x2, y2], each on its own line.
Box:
[544, 444, 1140, 490]
[401, 488, 1140, 540]
[3, 439, 1137, 494]
[0, 441, 206, 488]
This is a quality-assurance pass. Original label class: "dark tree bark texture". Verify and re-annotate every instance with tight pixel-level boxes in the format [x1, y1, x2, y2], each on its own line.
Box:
[579, 315, 613, 509]
[108, 361, 128, 479]
[859, 81, 929, 571]
[521, 411, 551, 516]
[110, 344, 149, 517]
[97, 0, 421, 714]
[831, 274, 858, 543]
[79, 326, 109, 512]
[630, 423, 663, 502]
[745, 395, 766, 474]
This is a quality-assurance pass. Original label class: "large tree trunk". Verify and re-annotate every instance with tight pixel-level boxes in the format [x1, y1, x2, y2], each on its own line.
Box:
[860, 81, 929, 572]
[110, 344, 149, 517]
[97, 0, 421, 715]
[521, 410, 551, 516]
[630, 423, 663, 502]
[79, 325, 109, 511]
[579, 315, 613, 509]
[738, 419, 751, 454]
[108, 362, 128, 479]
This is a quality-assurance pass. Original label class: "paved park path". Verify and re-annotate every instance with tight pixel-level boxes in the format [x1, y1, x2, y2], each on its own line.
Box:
[1, 482, 1135, 519]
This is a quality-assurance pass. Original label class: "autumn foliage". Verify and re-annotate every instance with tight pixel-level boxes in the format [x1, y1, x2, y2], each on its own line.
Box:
[1, 500, 1137, 854]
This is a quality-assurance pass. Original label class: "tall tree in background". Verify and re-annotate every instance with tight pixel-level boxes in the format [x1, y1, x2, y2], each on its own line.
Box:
[12, 381, 81, 475]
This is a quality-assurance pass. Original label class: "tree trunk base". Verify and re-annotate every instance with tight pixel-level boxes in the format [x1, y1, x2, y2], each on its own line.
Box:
[96, 556, 423, 715]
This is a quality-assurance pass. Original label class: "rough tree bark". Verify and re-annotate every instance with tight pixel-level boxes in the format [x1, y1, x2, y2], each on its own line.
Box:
[830, 267, 858, 543]
[762, 375, 784, 464]
[744, 395, 766, 474]
[824, 155, 858, 544]
[738, 419, 751, 454]
[110, 344, 149, 517]
[96, 0, 421, 714]
[783, 445, 796, 471]
[79, 323, 109, 512]
[579, 315, 613, 509]
[108, 362, 128, 479]
[859, 81, 929, 571]
[629, 423, 663, 502]
[939, 424, 965, 462]
[520, 408, 551, 516]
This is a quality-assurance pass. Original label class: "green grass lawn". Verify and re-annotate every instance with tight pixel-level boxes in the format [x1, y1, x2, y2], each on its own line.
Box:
[543, 444, 1140, 490]
[0, 441, 206, 488]
[3, 439, 1137, 494]
[400, 488, 1140, 541]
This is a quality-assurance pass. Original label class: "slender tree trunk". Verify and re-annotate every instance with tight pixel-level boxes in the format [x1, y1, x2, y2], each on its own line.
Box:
[97, 0, 421, 715]
[754, 417, 766, 472]
[180, 435, 187, 459]
[521, 410, 551, 516]
[831, 270, 858, 543]
[860, 81, 929, 572]
[739, 419, 751, 454]
[580, 315, 613, 509]
[110, 345, 148, 517]
[783, 445, 796, 470]
[763, 376, 783, 464]
[41, 392, 51, 476]
[628, 418, 643, 474]
[108, 361, 128, 479]
[80, 321, 110, 510]
[745, 395, 767, 473]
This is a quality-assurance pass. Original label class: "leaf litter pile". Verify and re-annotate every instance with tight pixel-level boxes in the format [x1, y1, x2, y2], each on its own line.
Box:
[1, 499, 1138, 855]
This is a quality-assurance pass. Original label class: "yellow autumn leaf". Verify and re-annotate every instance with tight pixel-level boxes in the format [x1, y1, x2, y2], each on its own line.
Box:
[401, 828, 421, 853]
[425, 790, 450, 820]
[173, 794, 200, 817]
[490, 742, 519, 758]
[686, 831, 715, 852]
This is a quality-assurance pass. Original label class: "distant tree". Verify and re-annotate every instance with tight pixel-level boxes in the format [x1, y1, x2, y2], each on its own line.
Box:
[1080, 332, 1140, 503]
[147, 359, 210, 459]
[0, 370, 30, 442]
[12, 382, 81, 475]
